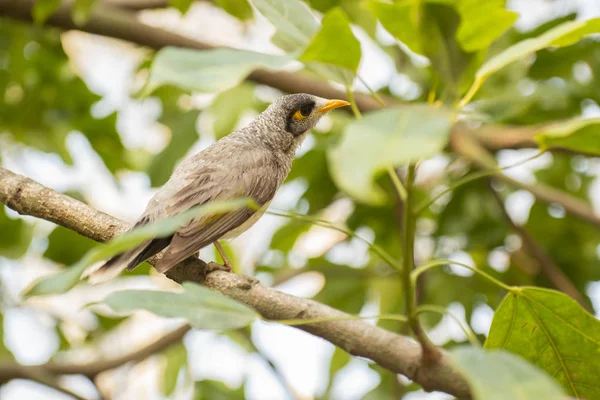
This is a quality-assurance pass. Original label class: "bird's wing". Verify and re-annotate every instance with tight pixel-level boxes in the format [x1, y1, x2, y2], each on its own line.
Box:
[152, 150, 281, 272]
[90, 144, 281, 281]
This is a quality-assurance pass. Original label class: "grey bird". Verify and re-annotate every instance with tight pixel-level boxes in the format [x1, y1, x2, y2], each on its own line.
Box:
[90, 93, 349, 282]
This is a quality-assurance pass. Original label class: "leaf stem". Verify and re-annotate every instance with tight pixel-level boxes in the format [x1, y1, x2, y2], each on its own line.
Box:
[411, 259, 514, 292]
[346, 85, 362, 119]
[415, 305, 481, 348]
[266, 209, 400, 271]
[457, 77, 482, 109]
[357, 75, 387, 107]
[387, 166, 408, 201]
[403, 164, 439, 359]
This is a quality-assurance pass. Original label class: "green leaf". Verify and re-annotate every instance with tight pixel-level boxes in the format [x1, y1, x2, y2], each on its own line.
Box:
[210, 84, 257, 140]
[534, 118, 600, 155]
[170, 0, 194, 13]
[72, 0, 98, 26]
[299, 8, 361, 81]
[32, 0, 62, 24]
[214, 0, 253, 20]
[455, 0, 518, 52]
[252, 0, 319, 52]
[148, 110, 200, 187]
[104, 282, 258, 330]
[328, 105, 455, 205]
[368, 1, 422, 54]
[162, 342, 189, 396]
[465, 18, 600, 104]
[144, 47, 290, 95]
[24, 198, 250, 297]
[450, 347, 566, 400]
[194, 379, 244, 400]
[44, 226, 96, 266]
[0, 206, 33, 259]
[485, 287, 600, 398]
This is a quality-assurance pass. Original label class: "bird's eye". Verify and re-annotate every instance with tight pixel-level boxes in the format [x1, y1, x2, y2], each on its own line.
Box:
[292, 103, 314, 120]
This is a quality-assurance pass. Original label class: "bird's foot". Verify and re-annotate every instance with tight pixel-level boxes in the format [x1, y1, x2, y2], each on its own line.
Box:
[206, 261, 232, 274]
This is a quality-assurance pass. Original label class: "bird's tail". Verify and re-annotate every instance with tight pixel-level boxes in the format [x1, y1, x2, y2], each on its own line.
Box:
[87, 236, 172, 284]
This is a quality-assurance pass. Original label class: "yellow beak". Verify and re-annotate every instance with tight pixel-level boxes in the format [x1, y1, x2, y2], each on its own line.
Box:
[317, 99, 351, 113]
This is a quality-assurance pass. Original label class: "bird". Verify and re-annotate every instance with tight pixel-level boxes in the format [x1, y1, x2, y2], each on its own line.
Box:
[89, 93, 350, 282]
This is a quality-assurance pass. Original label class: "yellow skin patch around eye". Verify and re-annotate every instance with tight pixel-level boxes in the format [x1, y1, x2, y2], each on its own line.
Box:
[292, 109, 309, 120]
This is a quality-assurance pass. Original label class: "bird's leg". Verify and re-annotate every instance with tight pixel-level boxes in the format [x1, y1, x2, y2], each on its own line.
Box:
[212, 241, 233, 272]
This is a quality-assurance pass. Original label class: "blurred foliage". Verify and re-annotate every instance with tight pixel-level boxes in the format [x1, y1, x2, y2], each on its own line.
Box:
[2, 0, 600, 399]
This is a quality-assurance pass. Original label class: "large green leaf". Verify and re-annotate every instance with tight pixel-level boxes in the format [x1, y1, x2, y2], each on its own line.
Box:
[485, 287, 600, 399]
[0, 206, 33, 259]
[368, 1, 422, 54]
[144, 47, 290, 95]
[252, 0, 319, 52]
[464, 18, 600, 105]
[450, 347, 566, 400]
[328, 105, 455, 205]
[24, 198, 250, 297]
[104, 282, 258, 330]
[299, 8, 361, 84]
[194, 379, 244, 400]
[455, 0, 518, 52]
[535, 118, 600, 155]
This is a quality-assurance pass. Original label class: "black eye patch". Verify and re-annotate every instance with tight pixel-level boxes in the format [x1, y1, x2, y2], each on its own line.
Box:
[300, 103, 314, 117]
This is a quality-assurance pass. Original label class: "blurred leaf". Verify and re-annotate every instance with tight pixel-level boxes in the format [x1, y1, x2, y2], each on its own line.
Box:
[312, 260, 368, 313]
[104, 282, 258, 330]
[450, 346, 566, 399]
[93, 311, 128, 333]
[363, 365, 402, 400]
[215, 0, 253, 20]
[469, 18, 600, 99]
[328, 105, 454, 205]
[299, 8, 360, 84]
[211, 84, 256, 140]
[24, 199, 250, 297]
[252, 0, 319, 52]
[455, 0, 517, 52]
[485, 287, 600, 398]
[170, 0, 194, 13]
[372, 277, 404, 332]
[144, 47, 290, 95]
[0, 314, 14, 361]
[368, 1, 422, 54]
[44, 226, 96, 266]
[32, 0, 62, 24]
[194, 379, 244, 400]
[0, 206, 33, 259]
[148, 110, 200, 187]
[535, 118, 600, 155]
[72, 0, 98, 26]
[162, 342, 189, 396]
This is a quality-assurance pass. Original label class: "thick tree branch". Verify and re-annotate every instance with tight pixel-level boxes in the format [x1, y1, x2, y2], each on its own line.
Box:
[0, 167, 471, 398]
[488, 184, 591, 311]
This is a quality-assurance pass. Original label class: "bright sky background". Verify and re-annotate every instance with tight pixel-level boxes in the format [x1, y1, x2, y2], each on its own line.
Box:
[2, 1, 600, 399]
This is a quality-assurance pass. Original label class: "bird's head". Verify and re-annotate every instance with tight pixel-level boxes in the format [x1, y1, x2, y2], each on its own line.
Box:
[272, 93, 350, 137]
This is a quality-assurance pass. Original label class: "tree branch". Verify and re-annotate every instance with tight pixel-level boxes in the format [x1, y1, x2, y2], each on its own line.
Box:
[0, 324, 190, 382]
[488, 184, 592, 311]
[0, 167, 471, 398]
[450, 125, 600, 228]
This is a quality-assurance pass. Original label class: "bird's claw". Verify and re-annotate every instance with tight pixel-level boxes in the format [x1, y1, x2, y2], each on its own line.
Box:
[206, 261, 232, 274]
